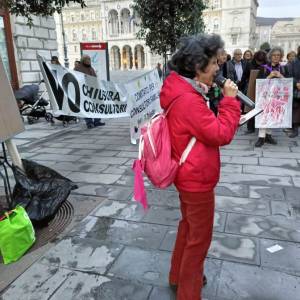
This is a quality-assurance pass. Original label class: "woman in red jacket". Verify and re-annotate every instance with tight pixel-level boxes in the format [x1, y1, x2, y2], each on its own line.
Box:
[160, 35, 241, 300]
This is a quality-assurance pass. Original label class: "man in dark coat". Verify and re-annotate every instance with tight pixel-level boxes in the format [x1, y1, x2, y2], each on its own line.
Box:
[288, 46, 300, 138]
[74, 55, 105, 129]
[217, 49, 237, 82]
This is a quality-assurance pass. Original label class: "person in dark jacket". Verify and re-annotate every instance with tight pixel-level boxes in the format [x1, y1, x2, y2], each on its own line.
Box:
[288, 46, 300, 137]
[255, 46, 286, 147]
[217, 48, 237, 82]
[243, 49, 253, 63]
[161, 34, 240, 300]
[74, 55, 105, 128]
[240, 50, 267, 134]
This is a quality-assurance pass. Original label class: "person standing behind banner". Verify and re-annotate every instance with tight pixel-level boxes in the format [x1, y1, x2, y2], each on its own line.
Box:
[157, 62, 163, 80]
[243, 49, 253, 63]
[255, 46, 287, 147]
[74, 55, 105, 129]
[240, 50, 267, 134]
[161, 34, 240, 300]
[288, 46, 300, 138]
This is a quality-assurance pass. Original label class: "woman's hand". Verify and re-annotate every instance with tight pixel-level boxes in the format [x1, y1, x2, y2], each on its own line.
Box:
[223, 79, 238, 98]
[267, 71, 283, 79]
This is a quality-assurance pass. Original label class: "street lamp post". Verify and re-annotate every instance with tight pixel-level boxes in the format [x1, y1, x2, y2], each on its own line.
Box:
[60, 11, 69, 68]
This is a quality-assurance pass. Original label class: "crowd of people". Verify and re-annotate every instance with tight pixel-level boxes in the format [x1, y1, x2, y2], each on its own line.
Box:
[214, 45, 300, 146]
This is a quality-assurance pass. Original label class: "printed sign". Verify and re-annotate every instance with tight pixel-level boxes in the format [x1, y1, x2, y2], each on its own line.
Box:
[255, 78, 293, 128]
[80, 42, 110, 81]
[125, 69, 162, 142]
[0, 55, 24, 142]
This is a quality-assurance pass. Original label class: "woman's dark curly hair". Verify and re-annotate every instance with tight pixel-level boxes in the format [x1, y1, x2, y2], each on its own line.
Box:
[168, 34, 224, 79]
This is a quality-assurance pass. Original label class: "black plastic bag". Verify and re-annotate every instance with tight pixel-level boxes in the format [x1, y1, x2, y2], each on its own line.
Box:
[12, 160, 78, 225]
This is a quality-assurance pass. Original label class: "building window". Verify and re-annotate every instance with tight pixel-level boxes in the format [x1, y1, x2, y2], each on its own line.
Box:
[72, 29, 77, 41]
[74, 45, 77, 52]
[92, 28, 97, 40]
[81, 13, 84, 21]
[82, 29, 87, 41]
[71, 14, 75, 22]
[91, 11, 95, 20]
[213, 0, 220, 8]
[232, 34, 238, 45]
[213, 18, 219, 31]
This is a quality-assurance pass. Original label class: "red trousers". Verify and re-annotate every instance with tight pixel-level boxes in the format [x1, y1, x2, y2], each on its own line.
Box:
[169, 190, 215, 300]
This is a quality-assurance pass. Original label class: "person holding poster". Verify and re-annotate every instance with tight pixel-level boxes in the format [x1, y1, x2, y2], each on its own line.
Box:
[254, 47, 287, 147]
[74, 55, 105, 128]
[160, 34, 240, 300]
[288, 46, 300, 138]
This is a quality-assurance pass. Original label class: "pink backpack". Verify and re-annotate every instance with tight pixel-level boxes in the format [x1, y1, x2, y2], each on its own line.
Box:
[132, 98, 196, 209]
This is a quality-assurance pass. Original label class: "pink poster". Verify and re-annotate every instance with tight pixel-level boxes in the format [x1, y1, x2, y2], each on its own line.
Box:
[255, 78, 293, 128]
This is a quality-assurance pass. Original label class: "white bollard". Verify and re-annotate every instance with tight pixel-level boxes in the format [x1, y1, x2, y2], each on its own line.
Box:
[4, 139, 24, 171]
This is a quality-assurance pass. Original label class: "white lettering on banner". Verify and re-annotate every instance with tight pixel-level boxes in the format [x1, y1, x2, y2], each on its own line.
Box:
[37, 55, 128, 119]
[125, 69, 162, 143]
[255, 78, 293, 128]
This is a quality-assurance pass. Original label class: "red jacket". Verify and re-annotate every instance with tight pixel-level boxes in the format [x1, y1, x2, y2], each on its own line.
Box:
[160, 72, 241, 192]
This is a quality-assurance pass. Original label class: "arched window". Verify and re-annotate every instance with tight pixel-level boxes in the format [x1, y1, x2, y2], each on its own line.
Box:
[110, 46, 121, 70]
[120, 8, 131, 34]
[108, 10, 119, 36]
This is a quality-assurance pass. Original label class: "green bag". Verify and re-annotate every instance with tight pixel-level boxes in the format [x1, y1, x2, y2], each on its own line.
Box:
[0, 206, 35, 264]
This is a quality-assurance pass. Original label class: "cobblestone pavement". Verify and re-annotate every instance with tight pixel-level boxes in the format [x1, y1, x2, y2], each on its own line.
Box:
[1, 118, 300, 300]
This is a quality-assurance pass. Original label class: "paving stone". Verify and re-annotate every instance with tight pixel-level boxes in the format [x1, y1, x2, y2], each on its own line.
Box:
[208, 232, 260, 265]
[143, 206, 181, 226]
[52, 161, 108, 173]
[73, 184, 132, 201]
[226, 213, 300, 242]
[216, 261, 300, 300]
[109, 247, 171, 287]
[221, 163, 243, 173]
[215, 183, 249, 198]
[291, 177, 300, 188]
[0, 263, 71, 300]
[35, 147, 74, 155]
[260, 239, 300, 277]
[91, 199, 128, 218]
[259, 157, 298, 167]
[216, 195, 271, 216]
[40, 236, 123, 274]
[249, 185, 285, 201]
[92, 150, 120, 157]
[67, 172, 121, 184]
[221, 144, 253, 151]
[105, 145, 138, 151]
[116, 151, 139, 158]
[102, 166, 128, 175]
[148, 286, 176, 300]
[78, 156, 128, 165]
[221, 149, 262, 157]
[69, 149, 97, 156]
[145, 189, 179, 208]
[271, 201, 294, 218]
[64, 143, 106, 150]
[33, 153, 82, 162]
[69, 216, 168, 250]
[263, 151, 300, 159]
[244, 165, 300, 177]
[220, 173, 293, 186]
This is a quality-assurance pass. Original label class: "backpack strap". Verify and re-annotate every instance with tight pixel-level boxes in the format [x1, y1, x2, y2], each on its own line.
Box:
[179, 137, 196, 165]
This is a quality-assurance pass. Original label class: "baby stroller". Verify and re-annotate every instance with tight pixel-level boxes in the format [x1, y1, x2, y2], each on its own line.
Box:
[14, 80, 49, 124]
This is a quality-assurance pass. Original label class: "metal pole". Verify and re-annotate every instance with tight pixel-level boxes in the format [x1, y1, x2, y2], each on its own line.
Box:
[60, 10, 69, 68]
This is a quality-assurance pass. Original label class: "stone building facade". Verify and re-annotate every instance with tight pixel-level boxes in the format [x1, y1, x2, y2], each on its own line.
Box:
[256, 17, 300, 57]
[203, 0, 258, 54]
[57, 0, 160, 71]
[0, 10, 58, 88]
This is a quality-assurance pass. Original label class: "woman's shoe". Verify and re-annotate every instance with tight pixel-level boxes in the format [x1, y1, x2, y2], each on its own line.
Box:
[265, 134, 277, 145]
[288, 129, 298, 138]
[255, 137, 265, 147]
